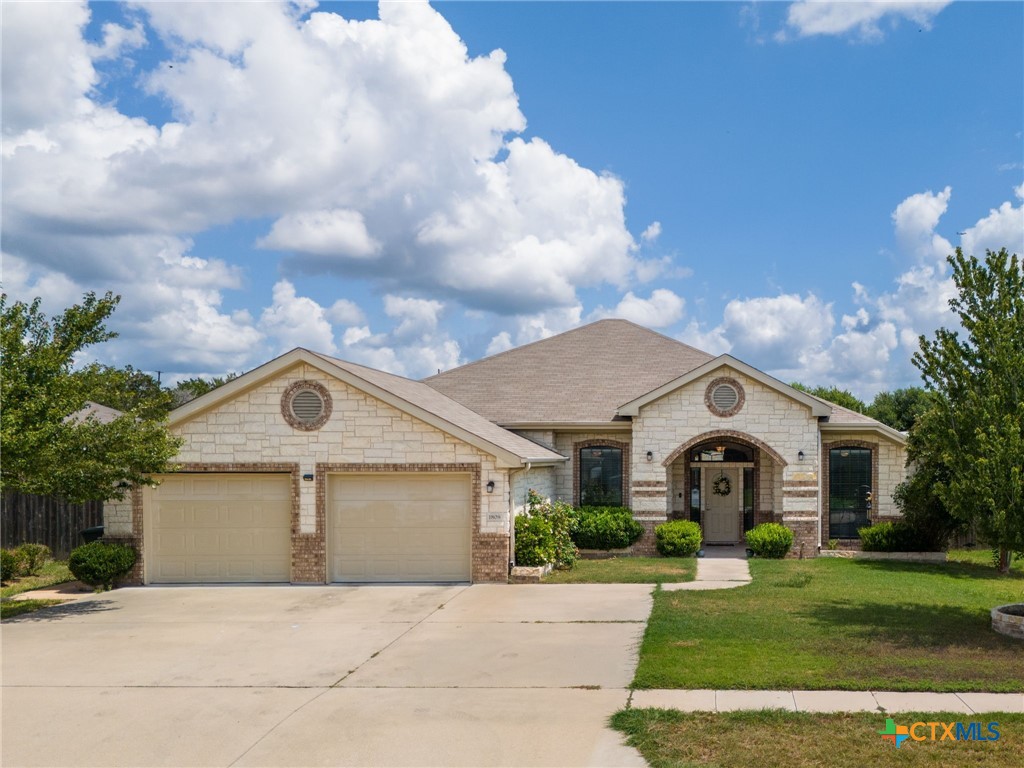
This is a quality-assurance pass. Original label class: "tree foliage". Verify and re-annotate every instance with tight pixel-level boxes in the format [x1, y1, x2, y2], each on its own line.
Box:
[168, 373, 238, 407]
[1, 292, 181, 503]
[910, 248, 1024, 572]
[789, 382, 867, 414]
[866, 387, 931, 432]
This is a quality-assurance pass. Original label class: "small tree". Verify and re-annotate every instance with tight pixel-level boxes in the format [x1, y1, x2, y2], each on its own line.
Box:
[1, 292, 182, 503]
[911, 248, 1023, 573]
[867, 387, 931, 432]
[789, 382, 867, 413]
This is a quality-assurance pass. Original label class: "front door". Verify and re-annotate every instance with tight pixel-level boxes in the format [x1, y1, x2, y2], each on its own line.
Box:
[705, 468, 739, 543]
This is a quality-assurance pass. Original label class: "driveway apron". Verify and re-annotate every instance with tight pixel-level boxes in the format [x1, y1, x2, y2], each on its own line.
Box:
[1, 584, 650, 767]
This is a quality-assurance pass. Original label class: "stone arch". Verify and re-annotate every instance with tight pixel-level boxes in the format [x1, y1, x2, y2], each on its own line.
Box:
[662, 430, 788, 469]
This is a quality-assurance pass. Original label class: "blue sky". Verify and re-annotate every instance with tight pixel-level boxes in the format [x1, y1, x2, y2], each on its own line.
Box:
[3, 1, 1022, 398]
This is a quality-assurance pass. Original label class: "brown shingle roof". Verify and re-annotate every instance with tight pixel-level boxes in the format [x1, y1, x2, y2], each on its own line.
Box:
[424, 319, 714, 425]
[311, 352, 565, 463]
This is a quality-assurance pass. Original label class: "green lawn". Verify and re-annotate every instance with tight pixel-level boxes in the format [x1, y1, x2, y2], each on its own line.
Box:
[633, 557, 1024, 692]
[948, 547, 1024, 573]
[612, 709, 1024, 768]
[0, 560, 74, 619]
[543, 556, 697, 584]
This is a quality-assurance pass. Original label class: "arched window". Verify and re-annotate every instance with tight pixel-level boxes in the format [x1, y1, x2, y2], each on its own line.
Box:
[579, 446, 623, 506]
[690, 441, 754, 463]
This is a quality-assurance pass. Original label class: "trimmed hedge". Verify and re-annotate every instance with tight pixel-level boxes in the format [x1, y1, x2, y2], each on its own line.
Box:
[68, 541, 137, 590]
[859, 520, 937, 552]
[573, 506, 644, 550]
[746, 522, 794, 558]
[655, 520, 702, 557]
[1, 548, 23, 582]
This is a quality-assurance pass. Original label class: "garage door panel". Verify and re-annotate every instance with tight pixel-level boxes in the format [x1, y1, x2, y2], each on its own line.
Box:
[148, 474, 291, 584]
[329, 473, 471, 583]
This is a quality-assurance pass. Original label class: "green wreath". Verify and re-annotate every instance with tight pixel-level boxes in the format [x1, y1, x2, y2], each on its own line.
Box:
[712, 475, 732, 497]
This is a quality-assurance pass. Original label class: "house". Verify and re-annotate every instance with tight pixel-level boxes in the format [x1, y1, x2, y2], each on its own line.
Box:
[104, 319, 907, 584]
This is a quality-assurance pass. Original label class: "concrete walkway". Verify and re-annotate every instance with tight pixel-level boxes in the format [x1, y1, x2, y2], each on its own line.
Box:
[631, 689, 1024, 714]
[662, 544, 752, 591]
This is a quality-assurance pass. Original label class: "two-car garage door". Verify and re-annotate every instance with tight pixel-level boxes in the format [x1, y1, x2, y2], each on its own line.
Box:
[147, 472, 472, 584]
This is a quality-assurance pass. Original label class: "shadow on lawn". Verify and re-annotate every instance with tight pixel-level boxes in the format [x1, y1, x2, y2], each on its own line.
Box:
[850, 558, 1024, 582]
[2, 598, 120, 623]
[797, 599, 1008, 649]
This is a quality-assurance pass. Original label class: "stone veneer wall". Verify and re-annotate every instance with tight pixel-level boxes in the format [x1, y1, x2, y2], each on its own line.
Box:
[634, 366, 821, 556]
[110, 363, 512, 584]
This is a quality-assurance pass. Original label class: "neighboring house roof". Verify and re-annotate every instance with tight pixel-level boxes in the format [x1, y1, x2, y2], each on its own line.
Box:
[65, 401, 124, 424]
[424, 319, 714, 425]
[168, 348, 564, 468]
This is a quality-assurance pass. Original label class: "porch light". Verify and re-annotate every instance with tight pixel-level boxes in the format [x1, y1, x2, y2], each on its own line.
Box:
[486, 480, 495, 493]
[798, 451, 805, 462]
[646, 451, 653, 462]
[714, 445, 726, 454]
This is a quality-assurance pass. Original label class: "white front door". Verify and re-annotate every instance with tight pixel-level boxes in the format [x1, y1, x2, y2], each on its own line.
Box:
[705, 468, 740, 543]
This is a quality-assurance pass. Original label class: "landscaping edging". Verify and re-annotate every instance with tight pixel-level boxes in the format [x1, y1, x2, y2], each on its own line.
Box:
[819, 551, 947, 563]
[992, 604, 1024, 640]
[509, 563, 553, 584]
[579, 548, 632, 559]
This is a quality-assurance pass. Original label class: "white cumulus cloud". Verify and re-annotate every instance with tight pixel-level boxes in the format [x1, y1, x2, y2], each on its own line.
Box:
[782, 1, 951, 42]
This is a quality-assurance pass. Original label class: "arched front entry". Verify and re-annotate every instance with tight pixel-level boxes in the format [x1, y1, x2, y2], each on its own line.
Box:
[664, 431, 786, 545]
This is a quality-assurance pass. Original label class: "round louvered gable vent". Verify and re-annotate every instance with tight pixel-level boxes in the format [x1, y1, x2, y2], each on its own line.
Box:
[705, 377, 745, 417]
[711, 384, 739, 411]
[291, 390, 324, 422]
[281, 380, 332, 430]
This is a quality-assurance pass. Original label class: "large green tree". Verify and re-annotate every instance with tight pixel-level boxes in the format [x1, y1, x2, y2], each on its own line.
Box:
[1, 292, 181, 503]
[789, 382, 867, 414]
[911, 248, 1023, 572]
[867, 387, 931, 432]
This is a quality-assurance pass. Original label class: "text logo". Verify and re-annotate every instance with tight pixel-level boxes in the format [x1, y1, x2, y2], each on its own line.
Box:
[879, 718, 1000, 748]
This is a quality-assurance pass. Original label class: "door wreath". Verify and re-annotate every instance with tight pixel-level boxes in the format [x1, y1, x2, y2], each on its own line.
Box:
[712, 474, 732, 497]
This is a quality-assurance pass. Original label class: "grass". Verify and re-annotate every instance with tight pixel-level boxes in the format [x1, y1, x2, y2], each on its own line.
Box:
[543, 556, 697, 584]
[0, 560, 75, 619]
[612, 709, 1024, 768]
[633, 557, 1024, 692]
[948, 547, 1024, 573]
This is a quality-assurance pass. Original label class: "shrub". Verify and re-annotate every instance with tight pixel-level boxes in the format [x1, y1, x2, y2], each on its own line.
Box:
[573, 507, 644, 550]
[514, 490, 579, 569]
[655, 520, 702, 557]
[68, 541, 137, 590]
[858, 520, 937, 552]
[515, 514, 554, 566]
[15, 543, 52, 576]
[1, 548, 26, 582]
[746, 522, 794, 558]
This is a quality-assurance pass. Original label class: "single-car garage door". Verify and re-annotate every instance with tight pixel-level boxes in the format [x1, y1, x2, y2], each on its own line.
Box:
[147, 474, 292, 583]
[329, 473, 471, 583]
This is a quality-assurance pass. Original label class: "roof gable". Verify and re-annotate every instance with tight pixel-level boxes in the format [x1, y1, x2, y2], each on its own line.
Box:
[169, 349, 564, 467]
[616, 355, 834, 418]
[424, 319, 713, 424]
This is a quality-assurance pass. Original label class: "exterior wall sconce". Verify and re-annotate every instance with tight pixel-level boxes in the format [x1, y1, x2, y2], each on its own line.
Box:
[486, 480, 495, 493]
[797, 451, 805, 462]
[646, 451, 654, 462]
[302, 473, 314, 481]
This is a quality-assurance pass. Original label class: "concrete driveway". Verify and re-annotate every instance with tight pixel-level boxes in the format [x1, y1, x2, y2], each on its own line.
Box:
[1, 585, 651, 767]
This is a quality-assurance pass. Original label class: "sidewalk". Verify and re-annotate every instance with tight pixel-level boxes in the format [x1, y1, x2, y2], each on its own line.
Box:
[630, 689, 1024, 714]
[662, 544, 752, 591]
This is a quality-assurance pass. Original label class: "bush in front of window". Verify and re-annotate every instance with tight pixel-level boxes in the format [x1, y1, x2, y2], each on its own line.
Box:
[745, 522, 794, 558]
[573, 506, 644, 550]
[859, 520, 938, 552]
[655, 520, 703, 557]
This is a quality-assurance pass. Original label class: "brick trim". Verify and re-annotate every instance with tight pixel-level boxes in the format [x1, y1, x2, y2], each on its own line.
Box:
[315, 463, 492, 582]
[821, 440, 878, 547]
[131, 463, 302, 584]
[662, 430, 788, 469]
[573, 439, 631, 507]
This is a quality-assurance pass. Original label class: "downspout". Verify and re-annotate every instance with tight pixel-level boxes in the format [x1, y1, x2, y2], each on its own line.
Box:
[816, 428, 823, 553]
[507, 462, 531, 572]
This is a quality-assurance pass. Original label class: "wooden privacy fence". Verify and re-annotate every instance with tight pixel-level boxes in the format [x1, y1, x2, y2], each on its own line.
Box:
[1, 492, 104, 559]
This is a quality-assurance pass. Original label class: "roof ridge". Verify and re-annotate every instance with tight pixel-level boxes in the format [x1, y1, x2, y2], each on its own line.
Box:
[424, 318, 711, 381]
